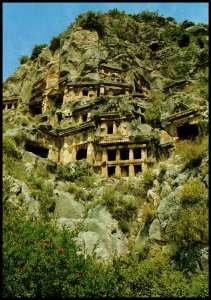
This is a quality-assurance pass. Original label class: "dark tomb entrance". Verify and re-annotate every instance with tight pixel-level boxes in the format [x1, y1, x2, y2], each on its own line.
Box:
[133, 148, 142, 159]
[108, 166, 116, 176]
[25, 140, 49, 158]
[76, 148, 87, 160]
[121, 165, 129, 176]
[177, 123, 199, 140]
[120, 148, 129, 160]
[30, 104, 42, 116]
[107, 149, 116, 161]
[134, 164, 142, 175]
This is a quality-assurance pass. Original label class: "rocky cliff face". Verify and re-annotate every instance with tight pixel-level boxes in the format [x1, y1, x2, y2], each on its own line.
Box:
[3, 10, 208, 266]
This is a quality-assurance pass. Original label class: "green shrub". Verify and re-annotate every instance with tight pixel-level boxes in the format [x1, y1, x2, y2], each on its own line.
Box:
[177, 33, 190, 47]
[175, 136, 208, 168]
[182, 20, 195, 29]
[179, 178, 207, 207]
[30, 44, 48, 60]
[166, 16, 176, 23]
[196, 36, 204, 48]
[141, 202, 156, 227]
[3, 202, 209, 297]
[108, 8, 125, 17]
[142, 167, 155, 188]
[3, 136, 21, 159]
[49, 36, 60, 52]
[144, 99, 161, 127]
[78, 11, 105, 38]
[56, 161, 91, 182]
[19, 55, 29, 64]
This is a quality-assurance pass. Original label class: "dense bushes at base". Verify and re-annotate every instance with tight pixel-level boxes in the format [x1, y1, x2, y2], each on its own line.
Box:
[174, 136, 208, 168]
[3, 203, 208, 297]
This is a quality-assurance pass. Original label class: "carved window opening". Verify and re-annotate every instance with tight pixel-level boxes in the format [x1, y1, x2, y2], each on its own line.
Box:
[76, 148, 87, 160]
[133, 148, 142, 159]
[177, 123, 199, 140]
[3, 105, 6, 110]
[7, 104, 12, 109]
[55, 98, 63, 109]
[121, 165, 129, 176]
[57, 112, 62, 123]
[134, 164, 142, 175]
[82, 89, 89, 96]
[82, 114, 88, 122]
[25, 140, 49, 158]
[107, 149, 116, 161]
[108, 166, 116, 176]
[30, 104, 42, 116]
[120, 148, 129, 160]
[107, 123, 113, 134]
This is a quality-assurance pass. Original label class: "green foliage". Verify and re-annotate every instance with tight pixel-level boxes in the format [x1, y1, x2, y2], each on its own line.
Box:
[179, 178, 207, 207]
[30, 44, 48, 60]
[56, 161, 91, 182]
[78, 11, 105, 38]
[196, 36, 204, 48]
[167, 177, 208, 270]
[144, 98, 161, 127]
[141, 201, 156, 227]
[108, 8, 126, 17]
[3, 202, 208, 297]
[138, 10, 159, 22]
[177, 33, 190, 47]
[3, 136, 21, 159]
[182, 20, 195, 29]
[49, 36, 60, 52]
[142, 167, 155, 188]
[162, 26, 182, 42]
[175, 136, 208, 168]
[102, 187, 139, 234]
[19, 55, 29, 65]
[166, 16, 176, 23]
[3, 203, 86, 297]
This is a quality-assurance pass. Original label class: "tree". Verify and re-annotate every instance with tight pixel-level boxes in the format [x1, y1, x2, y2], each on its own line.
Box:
[19, 55, 29, 65]
[49, 36, 60, 52]
[30, 44, 48, 60]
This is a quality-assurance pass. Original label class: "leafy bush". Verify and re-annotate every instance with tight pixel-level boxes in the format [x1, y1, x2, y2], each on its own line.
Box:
[182, 20, 195, 29]
[108, 8, 125, 17]
[166, 16, 176, 23]
[3, 136, 21, 159]
[177, 33, 190, 47]
[3, 202, 208, 297]
[78, 11, 105, 38]
[167, 176, 208, 270]
[49, 36, 60, 52]
[179, 178, 207, 207]
[138, 10, 158, 22]
[56, 161, 91, 182]
[141, 202, 156, 227]
[19, 55, 29, 64]
[175, 136, 208, 168]
[144, 99, 161, 127]
[30, 44, 48, 60]
[142, 167, 155, 188]
[102, 187, 139, 234]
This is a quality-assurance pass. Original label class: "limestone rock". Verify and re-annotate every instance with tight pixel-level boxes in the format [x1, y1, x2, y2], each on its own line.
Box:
[149, 218, 162, 242]
[54, 190, 85, 219]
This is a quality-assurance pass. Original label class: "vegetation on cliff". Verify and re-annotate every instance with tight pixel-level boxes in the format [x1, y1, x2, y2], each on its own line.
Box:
[3, 8, 208, 298]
